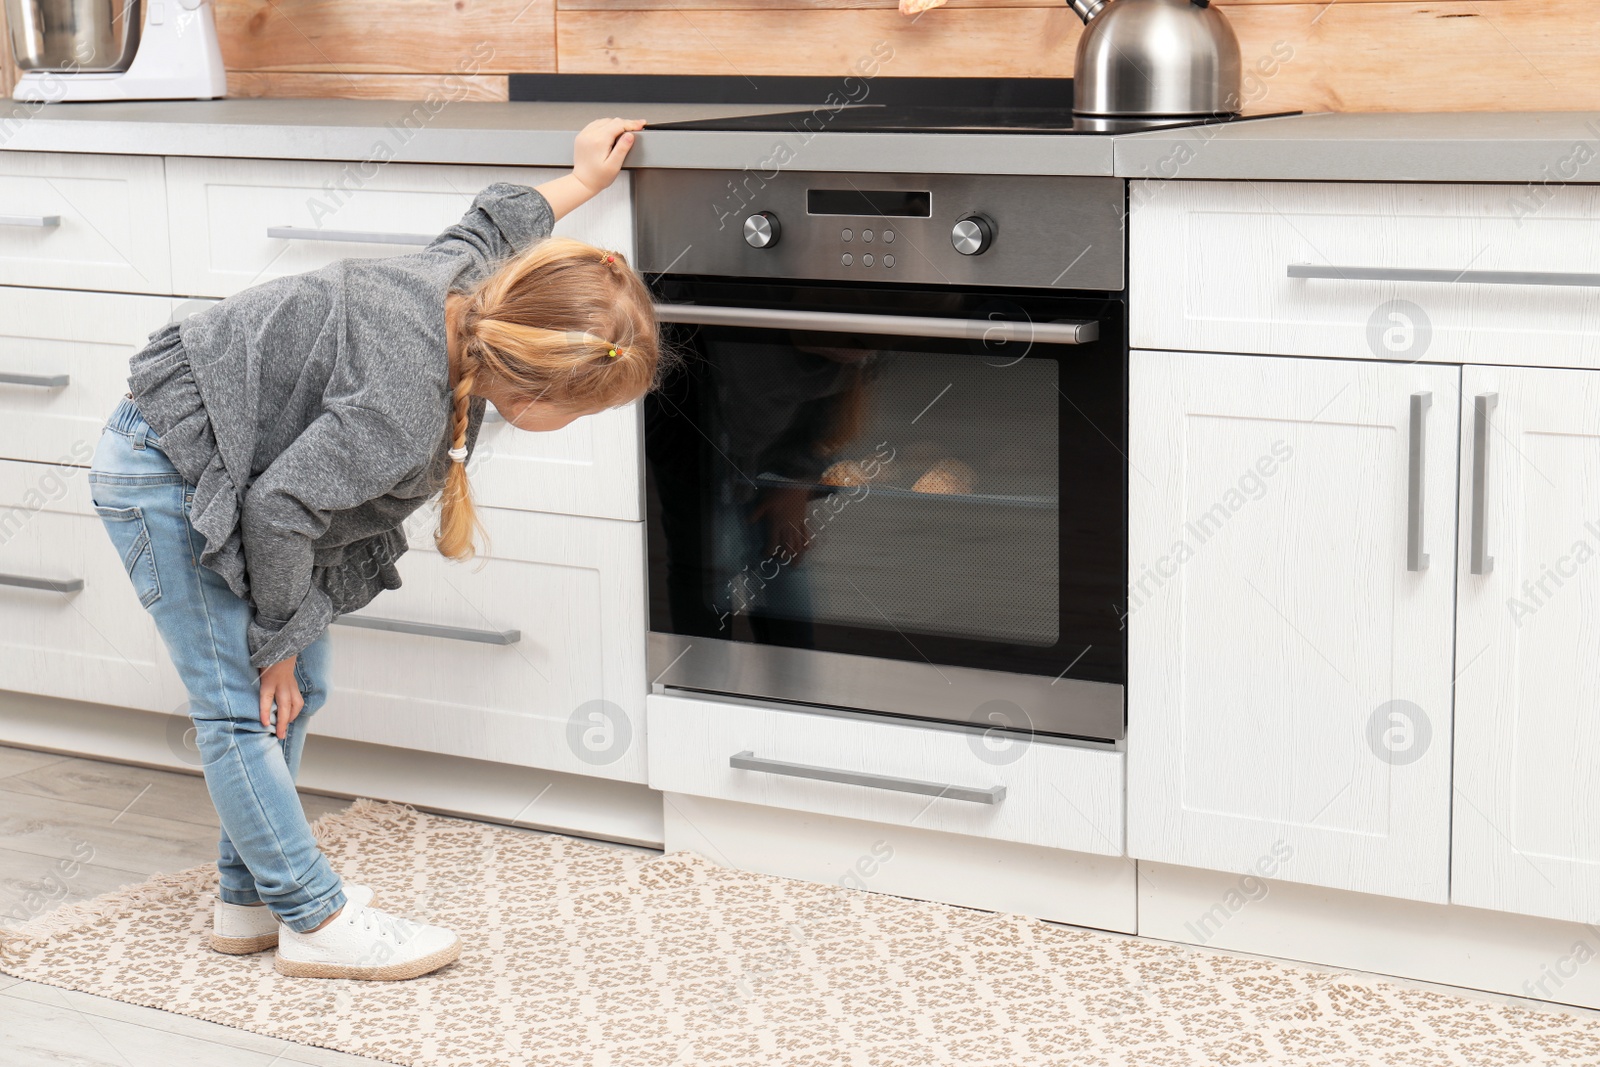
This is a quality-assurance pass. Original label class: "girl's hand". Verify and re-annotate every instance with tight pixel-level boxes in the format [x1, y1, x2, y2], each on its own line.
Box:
[572, 117, 646, 195]
[259, 655, 304, 740]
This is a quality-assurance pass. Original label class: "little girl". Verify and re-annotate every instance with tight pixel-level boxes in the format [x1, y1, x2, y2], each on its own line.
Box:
[87, 118, 659, 981]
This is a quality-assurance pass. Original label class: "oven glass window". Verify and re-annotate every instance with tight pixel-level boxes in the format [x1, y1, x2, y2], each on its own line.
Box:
[646, 286, 1125, 687]
[707, 341, 1059, 646]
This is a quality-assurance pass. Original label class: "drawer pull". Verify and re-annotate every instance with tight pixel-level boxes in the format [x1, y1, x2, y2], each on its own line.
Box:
[1289, 264, 1600, 289]
[0, 371, 70, 388]
[729, 750, 1006, 805]
[1407, 391, 1431, 573]
[0, 571, 84, 593]
[0, 214, 61, 228]
[332, 614, 520, 645]
[266, 226, 435, 247]
[1470, 392, 1498, 576]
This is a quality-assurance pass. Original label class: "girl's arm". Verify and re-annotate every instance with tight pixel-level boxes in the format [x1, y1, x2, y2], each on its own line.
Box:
[535, 117, 646, 221]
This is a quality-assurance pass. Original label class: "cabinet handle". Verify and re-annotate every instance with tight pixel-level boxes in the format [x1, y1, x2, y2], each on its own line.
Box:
[1470, 392, 1498, 576]
[1289, 264, 1600, 289]
[332, 614, 520, 645]
[729, 750, 1007, 805]
[0, 214, 61, 228]
[0, 572, 84, 593]
[1407, 391, 1431, 572]
[0, 371, 70, 388]
[266, 226, 435, 247]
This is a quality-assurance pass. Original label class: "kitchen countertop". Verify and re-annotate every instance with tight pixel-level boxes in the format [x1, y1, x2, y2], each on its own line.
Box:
[0, 98, 1117, 176]
[1114, 111, 1600, 184]
[2, 99, 1598, 183]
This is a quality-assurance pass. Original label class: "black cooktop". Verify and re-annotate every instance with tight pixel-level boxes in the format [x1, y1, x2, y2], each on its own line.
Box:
[646, 105, 1297, 136]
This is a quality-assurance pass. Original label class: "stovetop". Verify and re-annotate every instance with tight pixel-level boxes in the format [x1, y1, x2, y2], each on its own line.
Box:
[646, 105, 1298, 136]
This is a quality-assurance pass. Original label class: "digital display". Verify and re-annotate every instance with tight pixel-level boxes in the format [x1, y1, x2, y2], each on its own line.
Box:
[807, 189, 932, 218]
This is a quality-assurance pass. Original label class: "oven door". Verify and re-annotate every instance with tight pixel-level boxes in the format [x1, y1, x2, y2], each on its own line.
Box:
[644, 279, 1126, 741]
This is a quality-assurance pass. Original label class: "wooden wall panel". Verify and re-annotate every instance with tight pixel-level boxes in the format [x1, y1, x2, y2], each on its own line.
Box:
[228, 72, 509, 101]
[557, 0, 1600, 113]
[212, 0, 553, 74]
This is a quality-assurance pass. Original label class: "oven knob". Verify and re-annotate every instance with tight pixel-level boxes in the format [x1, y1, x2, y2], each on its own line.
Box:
[743, 212, 781, 248]
[951, 214, 994, 256]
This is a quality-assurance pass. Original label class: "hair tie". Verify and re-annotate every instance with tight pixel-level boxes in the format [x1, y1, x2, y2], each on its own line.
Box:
[601, 251, 616, 265]
[607, 347, 619, 359]
[447, 445, 468, 463]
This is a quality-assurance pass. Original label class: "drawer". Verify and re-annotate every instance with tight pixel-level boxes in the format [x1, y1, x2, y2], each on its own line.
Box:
[0, 151, 171, 294]
[1131, 181, 1600, 369]
[320, 503, 647, 783]
[165, 157, 632, 298]
[647, 691, 1126, 856]
[0, 459, 182, 711]
[471, 400, 641, 521]
[0, 287, 177, 466]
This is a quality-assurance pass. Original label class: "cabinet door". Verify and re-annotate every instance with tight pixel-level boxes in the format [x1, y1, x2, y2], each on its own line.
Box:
[0, 151, 171, 294]
[1128, 350, 1459, 902]
[318, 503, 648, 784]
[164, 157, 631, 298]
[1453, 365, 1600, 924]
[0, 287, 175, 467]
[0, 459, 184, 712]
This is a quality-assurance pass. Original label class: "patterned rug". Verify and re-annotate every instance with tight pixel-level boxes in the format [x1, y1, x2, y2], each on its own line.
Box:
[2, 799, 1597, 1067]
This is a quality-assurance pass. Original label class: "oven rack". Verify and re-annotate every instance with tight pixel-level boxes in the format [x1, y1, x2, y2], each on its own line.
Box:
[753, 472, 1058, 510]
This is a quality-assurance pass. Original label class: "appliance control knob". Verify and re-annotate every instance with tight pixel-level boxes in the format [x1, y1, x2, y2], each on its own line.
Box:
[743, 211, 781, 248]
[951, 214, 994, 256]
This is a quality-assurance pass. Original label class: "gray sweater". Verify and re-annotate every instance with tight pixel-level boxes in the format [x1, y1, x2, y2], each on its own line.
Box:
[128, 182, 556, 669]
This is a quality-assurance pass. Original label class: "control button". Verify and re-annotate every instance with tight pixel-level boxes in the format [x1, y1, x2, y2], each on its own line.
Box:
[862, 253, 874, 266]
[884, 254, 895, 268]
[744, 211, 780, 248]
[862, 229, 874, 243]
[841, 253, 853, 266]
[883, 230, 895, 244]
[841, 228, 853, 242]
[951, 214, 994, 256]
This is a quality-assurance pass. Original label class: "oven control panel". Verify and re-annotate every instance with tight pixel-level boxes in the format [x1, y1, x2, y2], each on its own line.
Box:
[633, 169, 1125, 291]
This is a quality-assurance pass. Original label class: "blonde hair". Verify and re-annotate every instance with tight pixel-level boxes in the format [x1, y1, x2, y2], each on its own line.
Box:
[438, 236, 663, 561]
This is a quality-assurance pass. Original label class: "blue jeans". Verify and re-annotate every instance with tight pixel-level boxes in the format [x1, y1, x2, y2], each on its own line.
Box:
[88, 395, 346, 933]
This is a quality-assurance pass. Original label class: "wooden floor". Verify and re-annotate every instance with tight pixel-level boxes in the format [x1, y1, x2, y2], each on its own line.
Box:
[0, 740, 636, 1067]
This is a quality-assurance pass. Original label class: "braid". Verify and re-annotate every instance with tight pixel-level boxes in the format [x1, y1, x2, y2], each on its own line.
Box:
[436, 298, 490, 562]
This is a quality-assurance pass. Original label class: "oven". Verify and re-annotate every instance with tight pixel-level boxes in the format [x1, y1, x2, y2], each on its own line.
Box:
[635, 169, 1128, 742]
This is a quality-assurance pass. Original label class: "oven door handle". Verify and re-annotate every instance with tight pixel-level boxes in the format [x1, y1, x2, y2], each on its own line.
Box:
[654, 303, 1099, 345]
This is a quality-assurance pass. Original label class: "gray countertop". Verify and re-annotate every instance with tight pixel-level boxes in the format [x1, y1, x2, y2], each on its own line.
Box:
[1114, 111, 1600, 184]
[0, 98, 1115, 175]
[2, 98, 1598, 183]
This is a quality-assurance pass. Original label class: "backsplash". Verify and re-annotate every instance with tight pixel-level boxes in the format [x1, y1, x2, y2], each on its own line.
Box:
[1, 0, 1594, 112]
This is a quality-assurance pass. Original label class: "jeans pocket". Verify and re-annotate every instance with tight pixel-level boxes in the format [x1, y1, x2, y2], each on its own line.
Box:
[92, 502, 161, 608]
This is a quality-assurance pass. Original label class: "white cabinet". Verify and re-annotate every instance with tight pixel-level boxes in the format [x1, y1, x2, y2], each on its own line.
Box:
[164, 156, 633, 298]
[1127, 349, 1459, 903]
[471, 400, 643, 522]
[1130, 181, 1600, 368]
[0, 151, 171, 294]
[0, 459, 183, 712]
[0, 287, 175, 466]
[1452, 365, 1600, 924]
[648, 691, 1126, 856]
[317, 502, 648, 784]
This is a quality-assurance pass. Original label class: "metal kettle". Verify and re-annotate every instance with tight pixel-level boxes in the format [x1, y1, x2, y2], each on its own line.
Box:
[1068, 0, 1242, 119]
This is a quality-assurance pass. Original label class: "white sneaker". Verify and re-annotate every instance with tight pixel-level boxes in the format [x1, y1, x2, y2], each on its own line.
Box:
[274, 885, 460, 981]
[210, 884, 378, 955]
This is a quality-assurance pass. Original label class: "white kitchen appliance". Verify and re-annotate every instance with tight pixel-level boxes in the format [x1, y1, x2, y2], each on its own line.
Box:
[8, 0, 226, 102]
